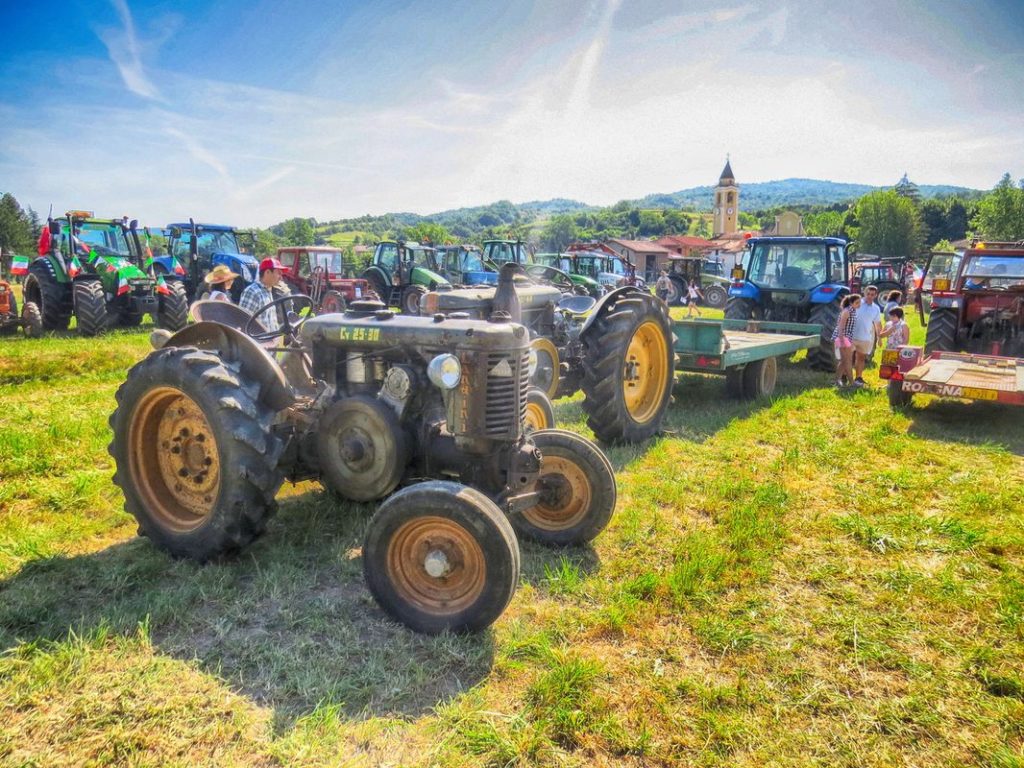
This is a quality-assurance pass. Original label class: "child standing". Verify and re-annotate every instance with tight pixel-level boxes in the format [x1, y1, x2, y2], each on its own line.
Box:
[686, 280, 704, 317]
[832, 293, 861, 388]
[879, 306, 909, 349]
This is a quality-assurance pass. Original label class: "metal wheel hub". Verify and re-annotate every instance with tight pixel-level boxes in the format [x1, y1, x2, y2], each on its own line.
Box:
[524, 455, 591, 531]
[622, 320, 669, 423]
[387, 517, 485, 614]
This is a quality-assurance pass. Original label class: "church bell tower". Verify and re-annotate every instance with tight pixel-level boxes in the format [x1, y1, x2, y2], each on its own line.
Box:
[713, 157, 739, 236]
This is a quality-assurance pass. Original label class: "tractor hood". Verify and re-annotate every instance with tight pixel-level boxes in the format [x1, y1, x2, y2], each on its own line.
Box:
[410, 265, 451, 289]
[92, 254, 150, 283]
[211, 252, 259, 282]
[423, 282, 562, 315]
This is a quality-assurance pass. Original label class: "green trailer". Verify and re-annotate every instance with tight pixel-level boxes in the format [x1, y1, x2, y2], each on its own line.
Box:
[671, 318, 822, 398]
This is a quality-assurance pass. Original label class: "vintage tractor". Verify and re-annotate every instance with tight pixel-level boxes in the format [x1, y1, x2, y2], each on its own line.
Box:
[157, 221, 260, 302]
[22, 211, 188, 336]
[919, 241, 1024, 357]
[663, 255, 730, 308]
[849, 256, 915, 301]
[108, 292, 616, 634]
[0, 280, 43, 337]
[276, 246, 373, 313]
[725, 236, 851, 370]
[423, 265, 674, 443]
[362, 240, 451, 315]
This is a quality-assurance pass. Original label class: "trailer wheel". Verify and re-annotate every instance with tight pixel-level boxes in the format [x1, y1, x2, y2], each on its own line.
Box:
[741, 357, 778, 398]
[581, 293, 674, 444]
[887, 380, 914, 409]
[514, 429, 616, 546]
[317, 395, 410, 502]
[807, 300, 841, 372]
[363, 481, 520, 634]
[108, 347, 284, 561]
[74, 279, 111, 337]
[22, 301, 43, 338]
[524, 389, 555, 432]
[925, 308, 958, 355]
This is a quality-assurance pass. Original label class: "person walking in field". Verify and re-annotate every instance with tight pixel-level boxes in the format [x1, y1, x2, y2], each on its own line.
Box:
[655, 270, 671, 303]
[685, 279, 704, 317]
[832, 293, 861, 388]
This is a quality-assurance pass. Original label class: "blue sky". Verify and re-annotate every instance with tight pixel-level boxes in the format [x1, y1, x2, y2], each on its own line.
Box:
[1, 0, 1022, 226]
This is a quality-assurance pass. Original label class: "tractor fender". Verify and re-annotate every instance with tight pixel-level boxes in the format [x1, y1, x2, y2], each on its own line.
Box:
[809, 284, 848, 304]
[579, 285, 650, 338]
[162, 321, 295, 411]
[728, 281, 760, 301]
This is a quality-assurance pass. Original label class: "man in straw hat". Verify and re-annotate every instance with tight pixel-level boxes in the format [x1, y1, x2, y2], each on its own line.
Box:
[203, 264, 239, 302]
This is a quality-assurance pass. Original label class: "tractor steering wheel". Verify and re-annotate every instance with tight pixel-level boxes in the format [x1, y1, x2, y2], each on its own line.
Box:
[244, 294, 314, 342]
[526, 264, 574, 294]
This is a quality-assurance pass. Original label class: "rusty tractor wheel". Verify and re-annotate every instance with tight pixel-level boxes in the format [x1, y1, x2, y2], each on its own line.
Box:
[581, 292, 674, 444]
[363, 481, 520, 634]
[514, 429, 616, 546]
[317, 395, 410, 502]
[319, 289, 346, 314]
[529, 336, 560, 399]
[524, 389, 555, 433]
[108, 347, 284, 561]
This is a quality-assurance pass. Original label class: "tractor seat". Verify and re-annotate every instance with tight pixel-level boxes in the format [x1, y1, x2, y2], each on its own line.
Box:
[778, 266, 806, 289]
[190, 299, 269, 336]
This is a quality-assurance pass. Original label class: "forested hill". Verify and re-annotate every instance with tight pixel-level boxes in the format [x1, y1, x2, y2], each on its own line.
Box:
[635, 178, 980, 210]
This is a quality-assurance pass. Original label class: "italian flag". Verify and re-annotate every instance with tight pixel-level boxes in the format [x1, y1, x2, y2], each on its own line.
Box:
[173, 258, 185, 276]
[156, 275, 172, 296]
[11, 255, 30, 275]
[116, 272, 130, 296]
[68, 255, 82, 278]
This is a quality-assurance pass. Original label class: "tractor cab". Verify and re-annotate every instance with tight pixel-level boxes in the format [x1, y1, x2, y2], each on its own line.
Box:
[730, 237, 849, 308]
[362, 240, 450, 314]
[162, 222, 260, 302]
[482, 240, 530, 269]
[436, 244, 497, 286]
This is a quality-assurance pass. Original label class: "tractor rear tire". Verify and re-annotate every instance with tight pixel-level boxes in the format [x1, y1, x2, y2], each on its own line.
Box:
[724, 297, 757, 321]
[365, 272, 389, 305]
[108, 346, 284, 561]
[925, 308, 958, 355]
[704, 284, 728, 309]
[27, 261, 71, 331]
[319, 290, 346, 314]
[157, 280, 189, 331]
[402, 285, 428, 315]
[665, 277, 684, 305]
[524, 389, 555, 432]
[514, 429, 616, 546]
[317, 395, 410, 502]
[22, 301, 43, 338]
[363, 481, 520, 634]
[887, 380, 914, 409]
[74, 280, 111, 337]
[741, 357, 778, 398]
[581, 292, 674, 444]
[807, 300, 841, 372]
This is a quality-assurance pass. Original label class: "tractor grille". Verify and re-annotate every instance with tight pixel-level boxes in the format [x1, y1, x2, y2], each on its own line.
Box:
[484, 350, 530, 437]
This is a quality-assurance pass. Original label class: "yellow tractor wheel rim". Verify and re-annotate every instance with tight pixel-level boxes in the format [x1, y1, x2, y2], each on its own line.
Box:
[524, 400, 552, 432]
[530, 337, 560, 399]
[622, 320, 669, 424]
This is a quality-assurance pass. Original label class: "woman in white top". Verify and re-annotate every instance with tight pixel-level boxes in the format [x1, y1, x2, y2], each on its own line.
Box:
[202, 264, 239, 302]
[686, 280, 704, 317]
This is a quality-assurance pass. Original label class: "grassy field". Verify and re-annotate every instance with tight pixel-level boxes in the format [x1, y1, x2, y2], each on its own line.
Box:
[1, 306, 1022, 767]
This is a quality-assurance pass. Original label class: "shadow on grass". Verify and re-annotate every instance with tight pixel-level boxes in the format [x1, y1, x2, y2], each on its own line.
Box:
[0, 487, 551, 729]
[906, 398, 1024, 456]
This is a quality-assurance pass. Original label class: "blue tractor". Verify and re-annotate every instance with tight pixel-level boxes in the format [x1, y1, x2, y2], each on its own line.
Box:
[154, 221, 260, 302]
[725, 236, 850, 370]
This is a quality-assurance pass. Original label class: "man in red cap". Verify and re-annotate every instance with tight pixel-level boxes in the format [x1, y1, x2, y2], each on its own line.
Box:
[239, 257, 286, 331]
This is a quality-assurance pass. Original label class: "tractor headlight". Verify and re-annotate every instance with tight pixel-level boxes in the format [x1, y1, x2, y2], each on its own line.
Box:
[427, 353, 462, 390]
[527, 348, 538, 378]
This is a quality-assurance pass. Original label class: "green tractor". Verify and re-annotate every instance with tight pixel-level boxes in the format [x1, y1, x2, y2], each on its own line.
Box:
[109, 293, 616, 634]
[532, 252, 604, 298]
[22, 211, 188, 336]
[361, 240, 451, 315]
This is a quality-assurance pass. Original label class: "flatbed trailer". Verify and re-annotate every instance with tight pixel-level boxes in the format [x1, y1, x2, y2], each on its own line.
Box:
[671, 318, 822, 398]
[880, 346, 1024, 408]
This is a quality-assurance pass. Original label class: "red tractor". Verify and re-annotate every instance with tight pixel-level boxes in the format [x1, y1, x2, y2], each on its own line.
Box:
[0, 280, 43, 337]
[277, 246, 374, 313]
[918, 241, 1024, 357]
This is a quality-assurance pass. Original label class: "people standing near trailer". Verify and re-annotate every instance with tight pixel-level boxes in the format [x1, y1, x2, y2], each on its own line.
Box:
[686, 280, 704, 317]
[832, 293, 861, 388]
[852, 285, 882, 385]
[879, 307, 909, 349]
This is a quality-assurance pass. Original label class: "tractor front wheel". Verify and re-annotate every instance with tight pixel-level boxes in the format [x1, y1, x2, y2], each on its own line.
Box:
[581, 292, 674, 444]
[524, 389, 556, 432]
[108, 347, 284, 561]
[514, 429, 616, 546]
[363, 481, 520, 634]
[157, 281, 189, 331]
[724, 296, 757, 321]
[401, 285, 428, 315]
[27, 262, 71, 330]
[74, 280, 111, 337]
[22, 301, 43, 338]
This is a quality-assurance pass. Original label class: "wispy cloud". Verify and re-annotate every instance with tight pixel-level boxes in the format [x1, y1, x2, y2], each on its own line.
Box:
[96, 0, 161, 100]
[163, 125, 230, 179]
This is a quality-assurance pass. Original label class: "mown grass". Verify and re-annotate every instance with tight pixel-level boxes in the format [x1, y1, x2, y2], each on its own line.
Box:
[1, 308, 1022, 766]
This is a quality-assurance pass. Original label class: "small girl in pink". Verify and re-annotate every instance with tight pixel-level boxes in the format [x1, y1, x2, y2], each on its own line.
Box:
[879, 306, 910, 349]
[832, 293, 861, 388]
